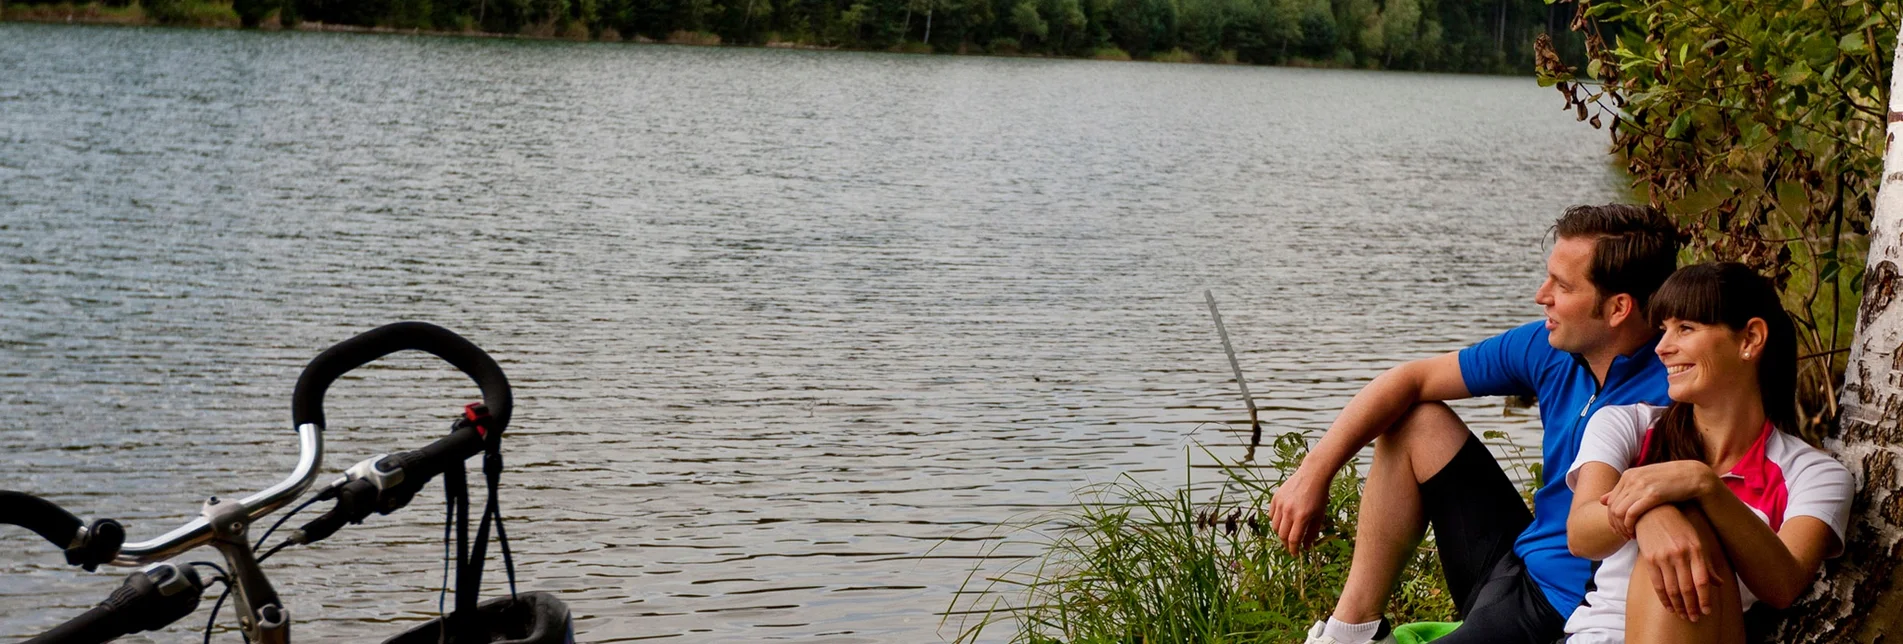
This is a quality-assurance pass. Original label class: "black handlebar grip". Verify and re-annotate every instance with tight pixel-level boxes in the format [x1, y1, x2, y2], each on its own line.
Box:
[26, 565, 204, 644]
[378, 426, 486, 513]
[290, 322, 511, 434]
[0, 490, 84, 550]
[400, 426, 486, 482]
[24, 605, 123, 644]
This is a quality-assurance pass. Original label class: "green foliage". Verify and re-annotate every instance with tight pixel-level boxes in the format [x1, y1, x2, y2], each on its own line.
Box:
[142, 0, 183, 20]
[140, 0, 237, 24]
[231, 0, 269, 25]
[389, 0, 432, 28]
[1296, 0, 1337, 58]
[1380, 0, 1420, 65]
[947, 432, 1475, 643]
[24, 0, 1576, 73]
[1535, 0, 1898, 436]
[1012, 0, 1046, 42]
[3, 1, 146, 21]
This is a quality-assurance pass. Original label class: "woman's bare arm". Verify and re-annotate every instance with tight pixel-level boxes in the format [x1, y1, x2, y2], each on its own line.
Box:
[1694, 487, 1839, 608]
[1568, 462, 1628, 559]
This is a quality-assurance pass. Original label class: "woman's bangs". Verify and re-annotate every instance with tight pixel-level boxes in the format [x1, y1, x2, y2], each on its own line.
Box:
[1648, 266, 1726, 329]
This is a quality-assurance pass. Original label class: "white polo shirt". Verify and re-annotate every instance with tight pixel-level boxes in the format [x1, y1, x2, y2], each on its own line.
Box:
[1562, 404, 1854, 644]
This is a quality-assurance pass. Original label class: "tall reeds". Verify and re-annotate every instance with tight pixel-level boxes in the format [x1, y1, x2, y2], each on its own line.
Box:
[947, 430, 1494, 643]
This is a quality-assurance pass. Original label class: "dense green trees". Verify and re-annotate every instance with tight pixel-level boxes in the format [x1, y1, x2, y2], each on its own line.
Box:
[7, 0, 1577, 72]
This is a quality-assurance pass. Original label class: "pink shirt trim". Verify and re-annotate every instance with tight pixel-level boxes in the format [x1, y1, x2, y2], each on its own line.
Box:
[1637, 420, 1787, 530]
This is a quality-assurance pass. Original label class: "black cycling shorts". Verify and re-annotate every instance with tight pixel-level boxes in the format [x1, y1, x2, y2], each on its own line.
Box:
[1417, 433, 1567, 644]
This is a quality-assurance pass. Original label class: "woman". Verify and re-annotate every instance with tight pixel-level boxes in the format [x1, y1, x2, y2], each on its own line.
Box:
[1562, 262, 1854, 644]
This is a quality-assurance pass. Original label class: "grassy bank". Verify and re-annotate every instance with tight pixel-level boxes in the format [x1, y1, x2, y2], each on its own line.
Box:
[3, 0, 237, 26]
[945, 430, 1538, 643]
[3, 1, 149, 24]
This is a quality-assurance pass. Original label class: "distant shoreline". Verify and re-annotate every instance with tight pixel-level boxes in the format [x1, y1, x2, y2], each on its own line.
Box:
[1, 2, 1526, 75]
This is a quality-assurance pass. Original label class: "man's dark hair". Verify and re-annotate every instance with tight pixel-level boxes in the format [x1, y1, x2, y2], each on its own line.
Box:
[1552, 204, 1679, 312]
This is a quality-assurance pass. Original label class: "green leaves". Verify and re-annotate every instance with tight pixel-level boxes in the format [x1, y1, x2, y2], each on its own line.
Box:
[1839, 31, 1866, 53]
[1782, 60, 1814, 86]
[1665, 111, 1694, 139]
[1552, 0, 1894, 435]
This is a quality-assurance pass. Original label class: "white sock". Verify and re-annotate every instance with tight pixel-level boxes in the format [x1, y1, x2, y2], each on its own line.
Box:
[1322, 616, 1382, 644]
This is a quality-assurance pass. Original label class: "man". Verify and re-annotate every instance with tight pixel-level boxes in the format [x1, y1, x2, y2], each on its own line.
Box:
[1268, 204, 1679, 644]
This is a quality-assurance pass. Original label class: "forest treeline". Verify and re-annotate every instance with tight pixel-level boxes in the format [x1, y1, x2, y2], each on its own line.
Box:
[8, 0, 1584, 73]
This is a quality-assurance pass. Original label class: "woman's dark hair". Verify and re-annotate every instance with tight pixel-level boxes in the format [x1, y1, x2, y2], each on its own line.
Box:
[1640, 262, 1798, 465]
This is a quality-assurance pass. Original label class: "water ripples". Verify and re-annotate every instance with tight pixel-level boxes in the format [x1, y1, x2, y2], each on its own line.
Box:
[3, 24, 1616, 641]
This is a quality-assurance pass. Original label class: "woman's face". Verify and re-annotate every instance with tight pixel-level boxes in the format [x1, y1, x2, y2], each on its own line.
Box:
[1655, 317, 1756, 405]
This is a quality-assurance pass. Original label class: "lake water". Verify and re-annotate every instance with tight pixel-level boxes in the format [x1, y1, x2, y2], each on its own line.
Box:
[0, 23, 1624, 642]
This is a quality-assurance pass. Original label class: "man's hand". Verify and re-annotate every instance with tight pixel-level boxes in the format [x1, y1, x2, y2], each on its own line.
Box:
[1633, 506, 1723, 622]
[1603, 461, 1718, 539]
[1268, 466, 1331, 554]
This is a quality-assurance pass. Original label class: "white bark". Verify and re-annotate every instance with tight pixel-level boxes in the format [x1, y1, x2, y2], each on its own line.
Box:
[1774, 28, 1903, 644]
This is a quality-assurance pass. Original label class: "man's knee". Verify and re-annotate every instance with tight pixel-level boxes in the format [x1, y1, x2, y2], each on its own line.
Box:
[1377, 402, 1472, 483]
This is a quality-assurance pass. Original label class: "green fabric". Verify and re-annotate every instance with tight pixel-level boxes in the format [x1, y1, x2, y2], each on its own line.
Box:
[1391, 621, 1461, 644]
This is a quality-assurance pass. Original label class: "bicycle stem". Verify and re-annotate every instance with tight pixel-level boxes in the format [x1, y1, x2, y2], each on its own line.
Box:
[204, 496, 290, 643]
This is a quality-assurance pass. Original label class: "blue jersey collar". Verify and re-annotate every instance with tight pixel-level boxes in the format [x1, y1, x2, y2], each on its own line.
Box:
[1569, 333, 1663, 386]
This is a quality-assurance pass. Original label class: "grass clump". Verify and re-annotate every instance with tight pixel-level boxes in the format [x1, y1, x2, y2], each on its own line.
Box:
[1089, 46, 1131, 61]
[948, 431, 1470, 643]
[1151, 47, 1197, 63]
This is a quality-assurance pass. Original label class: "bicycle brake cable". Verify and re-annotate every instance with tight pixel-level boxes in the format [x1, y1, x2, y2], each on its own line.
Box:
[200, 576, 250, 644]
[254, 495, 322, 554]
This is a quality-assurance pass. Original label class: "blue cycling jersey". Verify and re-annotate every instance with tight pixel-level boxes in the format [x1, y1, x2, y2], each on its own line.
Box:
[1458, 320, 1670, 619]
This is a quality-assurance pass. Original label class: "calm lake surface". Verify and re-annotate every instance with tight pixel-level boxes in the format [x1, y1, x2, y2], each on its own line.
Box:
[1, 23, 1623, 641]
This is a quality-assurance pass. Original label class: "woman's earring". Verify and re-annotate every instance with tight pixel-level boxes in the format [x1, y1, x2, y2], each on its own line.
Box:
[1744, 352, 1752, 359]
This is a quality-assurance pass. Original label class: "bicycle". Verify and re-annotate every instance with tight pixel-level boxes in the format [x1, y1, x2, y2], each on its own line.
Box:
[2, 322, 574, 643]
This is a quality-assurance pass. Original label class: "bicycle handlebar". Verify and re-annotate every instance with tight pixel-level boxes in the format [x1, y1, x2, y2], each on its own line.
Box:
[1, 490, 83, 546]
[295, 422, 487, 545]
[0, 491, 124, 570]
[111, 322, 510, 566]
[113, 424, 323, 566]
[292, 321, 512, 433]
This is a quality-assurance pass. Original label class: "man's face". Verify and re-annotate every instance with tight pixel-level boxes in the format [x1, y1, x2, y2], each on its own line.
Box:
[1534, 236, 1613, 354]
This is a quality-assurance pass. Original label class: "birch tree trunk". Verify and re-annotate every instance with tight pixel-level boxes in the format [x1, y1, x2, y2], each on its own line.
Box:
[1771, 29, 1903, 644]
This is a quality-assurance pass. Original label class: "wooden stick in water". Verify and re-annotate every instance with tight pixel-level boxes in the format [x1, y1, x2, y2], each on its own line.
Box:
[1204, 290, 1263, 460]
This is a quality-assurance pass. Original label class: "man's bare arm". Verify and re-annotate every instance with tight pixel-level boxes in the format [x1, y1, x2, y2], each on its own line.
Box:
[1298, 352, 1472, 480]
[1268, 351, 1471, 552]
